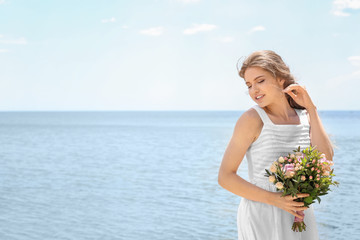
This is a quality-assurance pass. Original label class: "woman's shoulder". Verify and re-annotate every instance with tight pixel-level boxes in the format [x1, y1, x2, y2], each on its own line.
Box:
[239, 107, 263, 125]
[232, 107, 263, 143]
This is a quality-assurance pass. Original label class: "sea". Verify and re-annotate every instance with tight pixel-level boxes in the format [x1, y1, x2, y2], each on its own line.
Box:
[0, 110, 359, 240]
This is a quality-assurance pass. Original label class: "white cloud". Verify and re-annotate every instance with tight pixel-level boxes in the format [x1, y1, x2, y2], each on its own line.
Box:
[101, 17, 116, 23]
[325, 55, 360, 89]
[248, 25, 265, 34]
[139, 26, 164, 36]
[121, 25, 129, 29]
[0, 49, 9, 53]
[331, 0, 360, 16]
[0, 0, 5, 4]
[348, 56, 360, 66]
[217, 36, 234, 43]
[0, 36, 27, 45]
[183, 24, 217, 35]
[177, 0, 201, 3]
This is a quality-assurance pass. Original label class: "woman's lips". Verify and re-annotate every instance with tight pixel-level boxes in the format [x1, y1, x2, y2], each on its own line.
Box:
[255, 94, 265, 101]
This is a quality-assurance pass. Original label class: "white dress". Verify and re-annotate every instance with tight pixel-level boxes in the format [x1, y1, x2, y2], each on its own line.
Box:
[237, 105, 319, 240]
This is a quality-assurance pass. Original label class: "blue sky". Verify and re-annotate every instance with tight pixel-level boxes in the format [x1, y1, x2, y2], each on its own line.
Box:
[0, 0, 359, 111]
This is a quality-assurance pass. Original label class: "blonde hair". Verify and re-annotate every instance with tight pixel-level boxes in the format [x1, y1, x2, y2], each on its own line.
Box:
[237, 50, 304, 110]
[237, 50, 339, 151]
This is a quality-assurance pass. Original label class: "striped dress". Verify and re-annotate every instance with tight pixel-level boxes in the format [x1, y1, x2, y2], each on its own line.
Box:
[237, 104, 319, 240]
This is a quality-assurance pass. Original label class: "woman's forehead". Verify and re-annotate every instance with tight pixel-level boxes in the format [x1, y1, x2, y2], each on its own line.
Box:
[244, 67, 271, 83]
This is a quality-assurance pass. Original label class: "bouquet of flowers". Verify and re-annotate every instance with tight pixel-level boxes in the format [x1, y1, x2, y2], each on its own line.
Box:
[264, 145, 339, 232]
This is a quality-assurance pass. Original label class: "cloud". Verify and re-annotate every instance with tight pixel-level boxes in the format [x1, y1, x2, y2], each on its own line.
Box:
[0, 0, 5, 4]
[121, 25, 129, 29]
[139, 26, 164, 36]
[217, 36, 234, 43]
[348, 56, 360, 66]
[0, 36, 27, 44]
[325, 55, 360, 89]
[331, 0, 360, 16]
[183, 24, 217, 35]
[248, 25, 265, 34]
[101, 17, 116, 23]
[177, 0, 201, 3]
[0, 49, 9, 53]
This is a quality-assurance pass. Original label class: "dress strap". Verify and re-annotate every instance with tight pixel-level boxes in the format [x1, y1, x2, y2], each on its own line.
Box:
[251, 105, 272, 125]
[252, 105, 307, 126]
[297, 108, 310, 126]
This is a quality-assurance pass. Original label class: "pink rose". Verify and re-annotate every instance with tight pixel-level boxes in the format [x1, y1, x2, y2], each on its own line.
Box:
[301, 176, 306, 181]
[283, 163, 294, 172]
[309, 176, 313, 180]
[283, 164, 295, 178]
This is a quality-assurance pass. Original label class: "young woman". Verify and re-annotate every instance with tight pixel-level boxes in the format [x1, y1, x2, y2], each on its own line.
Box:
[218, 50, 334, 239]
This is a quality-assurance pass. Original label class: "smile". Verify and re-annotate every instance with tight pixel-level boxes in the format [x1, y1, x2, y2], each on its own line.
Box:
[255, 95, 265, 100]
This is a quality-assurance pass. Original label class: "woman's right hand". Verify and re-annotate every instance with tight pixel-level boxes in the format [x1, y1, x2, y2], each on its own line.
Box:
[268, 192, 310, 219]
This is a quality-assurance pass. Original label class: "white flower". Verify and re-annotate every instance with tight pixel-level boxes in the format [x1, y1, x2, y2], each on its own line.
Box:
[269, 175, 276, 183]
[295, 152, 302, 156]
[278, 157, 285, 163]
[295, 167, 299, 171]
[320, 153, 326, 159]
[275, 182, 284, 190]
[290, 154, 295, 158]
[284, 171, 295, 179]
[270, 164, 277, 173]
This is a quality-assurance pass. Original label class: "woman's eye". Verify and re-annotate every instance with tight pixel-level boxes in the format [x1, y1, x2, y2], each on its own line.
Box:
[259, 79, 264, 83]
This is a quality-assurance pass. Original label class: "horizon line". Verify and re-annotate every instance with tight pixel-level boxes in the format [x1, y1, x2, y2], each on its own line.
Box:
[0, 109, 357, 112]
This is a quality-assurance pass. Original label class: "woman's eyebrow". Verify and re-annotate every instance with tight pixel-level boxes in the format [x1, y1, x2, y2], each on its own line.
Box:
[245, 75, 265, 85]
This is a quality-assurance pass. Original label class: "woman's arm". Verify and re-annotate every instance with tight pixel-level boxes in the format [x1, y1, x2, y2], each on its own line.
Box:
[218, 108, 310, 219]
[306, 105, 334, 161]
[282, 84, 334, 161]
[218, 109, 273, 204]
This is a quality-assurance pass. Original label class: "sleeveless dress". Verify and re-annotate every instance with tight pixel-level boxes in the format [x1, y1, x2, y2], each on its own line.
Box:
[237, 104, 319, 240]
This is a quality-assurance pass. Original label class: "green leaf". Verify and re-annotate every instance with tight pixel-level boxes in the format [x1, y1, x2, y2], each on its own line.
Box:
[304, 197, 313, 204]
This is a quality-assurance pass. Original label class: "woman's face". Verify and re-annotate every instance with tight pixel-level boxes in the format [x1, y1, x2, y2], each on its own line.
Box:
[244, 66, 284, 105]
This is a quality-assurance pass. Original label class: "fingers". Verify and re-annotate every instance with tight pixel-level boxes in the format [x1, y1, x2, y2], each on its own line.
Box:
[295, 193, 310, 199]
[287, 91, 297, 98]
[289, 210, 304, 219]
[283, 84, 306, 92]
[286, 193, 309, 200]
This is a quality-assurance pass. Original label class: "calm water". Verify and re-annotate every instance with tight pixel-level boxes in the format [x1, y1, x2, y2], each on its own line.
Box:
[0, 110, 359, 240]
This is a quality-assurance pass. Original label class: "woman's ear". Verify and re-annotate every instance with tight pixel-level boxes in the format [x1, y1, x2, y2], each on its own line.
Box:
[277, 78, 286, 89]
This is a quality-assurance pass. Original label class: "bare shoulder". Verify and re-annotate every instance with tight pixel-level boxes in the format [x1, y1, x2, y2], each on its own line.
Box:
[218, 107, 264, 175]
[233, 107, 263, 144]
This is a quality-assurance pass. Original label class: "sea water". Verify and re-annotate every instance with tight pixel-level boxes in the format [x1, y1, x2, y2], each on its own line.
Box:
[0, 110, 358, 240]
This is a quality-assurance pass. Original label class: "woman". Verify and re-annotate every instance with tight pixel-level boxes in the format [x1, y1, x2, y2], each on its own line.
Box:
[218, 50, 334, 239]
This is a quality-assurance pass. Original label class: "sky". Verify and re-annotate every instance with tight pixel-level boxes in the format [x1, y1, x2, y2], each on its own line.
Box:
[0, 0, 359, 111]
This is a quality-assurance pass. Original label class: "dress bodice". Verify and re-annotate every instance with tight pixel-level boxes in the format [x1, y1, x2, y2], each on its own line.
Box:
[245, 105, 311, 185]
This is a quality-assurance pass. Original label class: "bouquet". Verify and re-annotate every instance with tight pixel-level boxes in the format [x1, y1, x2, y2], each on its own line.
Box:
[264, 145, 339, 232]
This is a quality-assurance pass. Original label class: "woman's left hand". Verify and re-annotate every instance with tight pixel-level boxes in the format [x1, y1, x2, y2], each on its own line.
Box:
[282, 84, 316, 110]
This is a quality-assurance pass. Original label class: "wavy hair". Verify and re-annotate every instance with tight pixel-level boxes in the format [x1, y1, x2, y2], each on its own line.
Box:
[237, 50, 305, 110]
